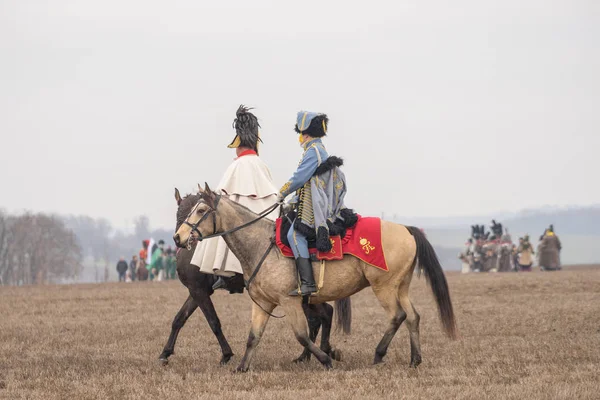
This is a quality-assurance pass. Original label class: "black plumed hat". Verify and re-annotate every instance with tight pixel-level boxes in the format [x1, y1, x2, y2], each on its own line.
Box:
[228, 105, 262, 154]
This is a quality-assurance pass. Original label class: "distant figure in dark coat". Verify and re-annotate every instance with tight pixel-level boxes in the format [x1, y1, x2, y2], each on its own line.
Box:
[538, 226, 562, 271]
[129, 255, 138, 281]
[116, 257, 128, 282]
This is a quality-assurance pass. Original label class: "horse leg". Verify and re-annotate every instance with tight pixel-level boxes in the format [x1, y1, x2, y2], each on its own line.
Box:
[285, 302, 332, 369]
[373, 288, 407, 365]
[235, 301, 274, 372]
[398, 290, 422, 368]
[293, 304, 321, 363]
[158, 294, 198, 365]
[318, 302, 346, 361]
[191, 290, 234, 365]
[317, 303, 337, 357]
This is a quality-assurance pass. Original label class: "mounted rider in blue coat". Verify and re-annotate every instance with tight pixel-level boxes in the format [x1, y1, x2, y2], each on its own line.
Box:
[278, 111, 356, 296]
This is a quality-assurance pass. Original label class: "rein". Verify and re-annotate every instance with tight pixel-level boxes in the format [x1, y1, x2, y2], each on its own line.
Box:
[184, 195, 279, 247]
[245, 240, 285, 319]
[183, 194, 279, 251]
[245, 240, 275, 289]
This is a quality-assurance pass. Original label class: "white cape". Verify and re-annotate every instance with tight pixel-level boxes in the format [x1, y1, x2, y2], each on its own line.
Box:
[191, 154, 278, 276]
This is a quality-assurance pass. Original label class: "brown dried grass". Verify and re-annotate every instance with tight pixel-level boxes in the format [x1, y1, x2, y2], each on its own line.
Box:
[1, 267, 599, 400]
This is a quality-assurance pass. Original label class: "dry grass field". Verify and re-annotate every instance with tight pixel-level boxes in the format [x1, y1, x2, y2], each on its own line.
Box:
[1, 267, 599, 400]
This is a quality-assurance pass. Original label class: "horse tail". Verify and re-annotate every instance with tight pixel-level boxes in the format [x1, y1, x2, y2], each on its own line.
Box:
[334, 297, 352, 335]
[407, 226, 457, 339]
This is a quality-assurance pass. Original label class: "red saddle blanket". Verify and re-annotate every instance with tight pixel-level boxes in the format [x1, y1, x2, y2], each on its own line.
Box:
[275, 215, 389, 272]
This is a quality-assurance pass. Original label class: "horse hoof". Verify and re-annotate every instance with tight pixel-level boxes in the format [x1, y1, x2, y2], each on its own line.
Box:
[158, 357, 169, 366]
[234, 366, 248, 373]
[331, 348, 343, 362]
[293, 356, 311, 364]
[220, 354, 233, 365]
[323, 361, 333, 370]
[409, 359, 422, 368]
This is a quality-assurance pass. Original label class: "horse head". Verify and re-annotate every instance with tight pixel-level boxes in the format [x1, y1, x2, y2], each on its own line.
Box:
[174, 187, 201, 232]
[173, 183, 221, 248]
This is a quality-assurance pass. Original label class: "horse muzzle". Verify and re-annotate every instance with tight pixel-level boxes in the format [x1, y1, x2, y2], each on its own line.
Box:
[173, 233, 185, 248]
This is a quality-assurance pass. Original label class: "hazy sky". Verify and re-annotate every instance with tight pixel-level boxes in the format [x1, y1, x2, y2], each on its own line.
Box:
[1, 0, 598, 231]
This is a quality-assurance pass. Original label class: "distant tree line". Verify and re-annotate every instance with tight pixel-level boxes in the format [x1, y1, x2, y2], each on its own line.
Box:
[0, 210, 83, 285]
[62, 214, 172, 283]
[0, 210, 174, 286]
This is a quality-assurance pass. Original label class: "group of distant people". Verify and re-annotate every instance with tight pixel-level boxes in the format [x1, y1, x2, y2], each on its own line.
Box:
[459, 222, 562, 273]
[115, 240, 177, 282]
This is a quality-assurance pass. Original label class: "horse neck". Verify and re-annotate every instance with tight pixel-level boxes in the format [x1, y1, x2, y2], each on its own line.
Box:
[217, 197, 274, 279]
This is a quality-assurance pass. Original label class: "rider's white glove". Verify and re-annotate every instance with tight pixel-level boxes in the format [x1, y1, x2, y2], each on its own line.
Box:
[276, 193, 285, 204]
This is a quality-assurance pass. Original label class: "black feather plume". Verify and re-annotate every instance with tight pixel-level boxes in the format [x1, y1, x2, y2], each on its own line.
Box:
[232, 105, 262, 154]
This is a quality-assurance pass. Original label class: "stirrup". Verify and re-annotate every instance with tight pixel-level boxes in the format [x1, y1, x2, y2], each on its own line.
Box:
[212, 277, 228, 291]
[288, 285, 317, 297]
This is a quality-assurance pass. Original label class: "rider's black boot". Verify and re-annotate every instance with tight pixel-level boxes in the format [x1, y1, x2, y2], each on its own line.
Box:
[288, 257, 317, 296]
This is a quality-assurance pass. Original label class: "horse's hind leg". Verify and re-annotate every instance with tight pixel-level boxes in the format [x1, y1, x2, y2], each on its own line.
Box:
[159, 294, 198, 365]
[317, 303, 342, 360]
[191, 289, 234, 365]
[317, 303, 333, 354]
[373, 288, 407, 365]
[398, 290, 421, 367]
[294, 304, 322, 363]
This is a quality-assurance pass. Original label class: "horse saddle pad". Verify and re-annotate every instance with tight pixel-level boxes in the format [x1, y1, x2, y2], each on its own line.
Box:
[275, 215, 389, 272]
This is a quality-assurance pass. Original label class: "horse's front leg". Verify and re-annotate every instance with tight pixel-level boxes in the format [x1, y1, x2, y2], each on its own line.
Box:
[191, 289, 234, 365]
[235, 301, 275, 372]
[159, 294, 198, 365]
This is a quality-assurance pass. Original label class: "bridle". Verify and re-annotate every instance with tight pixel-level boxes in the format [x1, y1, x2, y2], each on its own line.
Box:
[183, 194, 222, 246]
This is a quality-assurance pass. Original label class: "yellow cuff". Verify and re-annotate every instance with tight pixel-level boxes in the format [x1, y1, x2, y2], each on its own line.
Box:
[279, 181, 291, 196]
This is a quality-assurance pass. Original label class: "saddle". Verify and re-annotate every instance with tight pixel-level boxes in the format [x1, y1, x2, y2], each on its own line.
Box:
[275, 213, 390, 272]
[277, 212, 343, 261]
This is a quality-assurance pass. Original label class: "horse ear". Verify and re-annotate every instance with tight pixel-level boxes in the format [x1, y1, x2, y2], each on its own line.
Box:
[197, 183, 204, 193]
[200, 187, 216, 209]
[204, 182, 213, 194]
[174, 188, 182, 205]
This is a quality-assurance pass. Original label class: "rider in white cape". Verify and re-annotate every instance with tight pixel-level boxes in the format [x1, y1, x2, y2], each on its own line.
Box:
[191, 105, 278, 292]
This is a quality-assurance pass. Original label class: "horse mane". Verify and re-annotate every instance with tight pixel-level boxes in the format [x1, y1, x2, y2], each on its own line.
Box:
[219, 194, 276, 228]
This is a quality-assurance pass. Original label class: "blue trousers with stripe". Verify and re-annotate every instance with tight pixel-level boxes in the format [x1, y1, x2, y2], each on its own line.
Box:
[287, 220, 309, 259]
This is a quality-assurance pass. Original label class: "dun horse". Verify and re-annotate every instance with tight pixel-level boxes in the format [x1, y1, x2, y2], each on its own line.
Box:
[174, 184, 457, 372]
[159, 189, 349, 366]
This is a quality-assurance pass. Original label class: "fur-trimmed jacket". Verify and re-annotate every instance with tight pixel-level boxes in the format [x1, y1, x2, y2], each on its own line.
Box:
[280, 138, 357, 252]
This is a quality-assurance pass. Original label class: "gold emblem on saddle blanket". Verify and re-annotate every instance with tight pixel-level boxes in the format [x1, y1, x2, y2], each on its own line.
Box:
[360, 237, 375, 255]
[316, 236, 343, 262]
